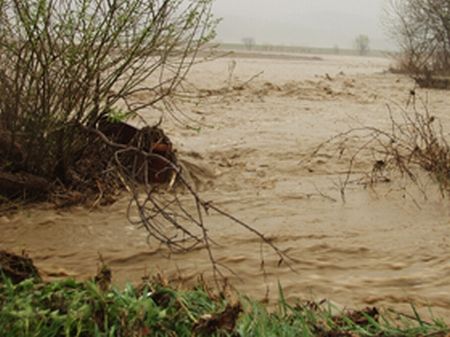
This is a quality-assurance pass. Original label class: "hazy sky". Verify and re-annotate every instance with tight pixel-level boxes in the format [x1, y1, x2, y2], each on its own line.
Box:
[212, 0, 393, 50]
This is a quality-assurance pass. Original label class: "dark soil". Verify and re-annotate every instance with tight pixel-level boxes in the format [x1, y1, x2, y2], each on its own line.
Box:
[0, 120, 177, 206]
[0, 250, 41, 284]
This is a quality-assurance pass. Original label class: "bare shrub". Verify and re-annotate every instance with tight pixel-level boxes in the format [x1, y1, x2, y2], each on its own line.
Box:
[0, 0, 293, 283]
[385, 0, 450, 80]
[0, 0, 217, 182]
[305, 95, 450, 199]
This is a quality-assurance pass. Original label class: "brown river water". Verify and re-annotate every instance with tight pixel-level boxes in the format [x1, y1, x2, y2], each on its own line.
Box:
[2, 52, 450, 318]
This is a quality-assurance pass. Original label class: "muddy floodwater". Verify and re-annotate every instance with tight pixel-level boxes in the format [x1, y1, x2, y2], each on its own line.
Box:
[2, 52, 450, 318]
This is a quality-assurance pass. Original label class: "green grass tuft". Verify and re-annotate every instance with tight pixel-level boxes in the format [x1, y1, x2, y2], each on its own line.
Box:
[0, 276, 448, 337]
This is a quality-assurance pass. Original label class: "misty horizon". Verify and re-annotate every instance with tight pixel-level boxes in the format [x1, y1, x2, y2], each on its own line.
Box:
[213, 0, 394, 51]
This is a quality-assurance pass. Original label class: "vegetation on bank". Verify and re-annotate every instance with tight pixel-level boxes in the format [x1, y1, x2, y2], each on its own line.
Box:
[386, 0, 450, 89]
[0, 273, 448, 337]
[0, 0, 216, 204]
[0, 1, 284, 277]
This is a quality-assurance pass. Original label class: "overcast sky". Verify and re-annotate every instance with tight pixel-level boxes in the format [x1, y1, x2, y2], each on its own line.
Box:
[212, 0, 394, 50]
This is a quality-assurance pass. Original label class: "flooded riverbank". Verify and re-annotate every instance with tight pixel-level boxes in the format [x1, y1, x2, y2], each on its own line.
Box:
[2, 53, 450, 318]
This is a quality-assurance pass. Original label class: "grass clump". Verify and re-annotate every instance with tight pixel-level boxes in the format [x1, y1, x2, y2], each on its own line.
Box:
[0, 276, 235, 337]
[0, 276, 448, 337]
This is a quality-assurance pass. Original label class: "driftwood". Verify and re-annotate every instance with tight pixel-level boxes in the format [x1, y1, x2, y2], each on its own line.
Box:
[0, 127, 49, 199]
[0, 171, 49, 199]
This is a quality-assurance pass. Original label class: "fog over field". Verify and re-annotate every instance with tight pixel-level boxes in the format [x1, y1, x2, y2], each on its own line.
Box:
[213, 0, 394, 50]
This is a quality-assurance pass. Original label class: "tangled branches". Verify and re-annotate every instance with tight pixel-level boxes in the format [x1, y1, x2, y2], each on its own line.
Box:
[82, 124, 294, 286]
[0, 0, 292, 285]
[385, 0, 450, 81]
[0, 0, 217, 183]
[305, 94, 450, 200]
